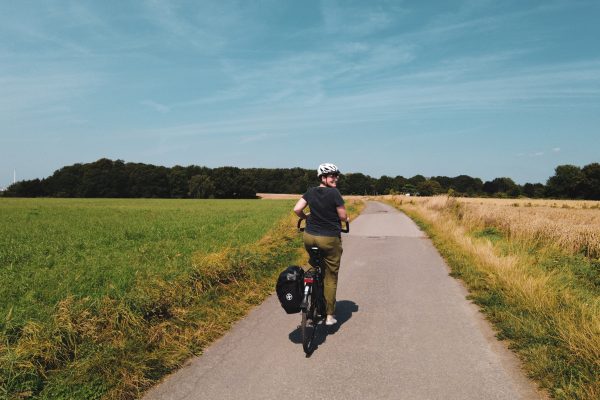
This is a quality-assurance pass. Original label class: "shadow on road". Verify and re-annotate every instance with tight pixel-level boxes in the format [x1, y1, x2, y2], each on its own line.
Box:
[288, 300, 359, 355]
[326, 300, 359, 334]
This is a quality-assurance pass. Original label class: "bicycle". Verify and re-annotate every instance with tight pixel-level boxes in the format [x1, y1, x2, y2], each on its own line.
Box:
[297, 218, 349, 355]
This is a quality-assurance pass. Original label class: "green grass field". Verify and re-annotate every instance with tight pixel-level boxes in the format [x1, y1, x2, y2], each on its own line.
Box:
[0, 198, 294, 330]
[1, 198, 304, 399]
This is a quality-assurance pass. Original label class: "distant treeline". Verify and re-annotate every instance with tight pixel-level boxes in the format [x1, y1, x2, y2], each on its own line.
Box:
[2, 158, 599, 200]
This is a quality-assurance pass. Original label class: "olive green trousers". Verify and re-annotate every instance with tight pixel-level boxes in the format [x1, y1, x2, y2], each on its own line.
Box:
[303, 232, 343, 315]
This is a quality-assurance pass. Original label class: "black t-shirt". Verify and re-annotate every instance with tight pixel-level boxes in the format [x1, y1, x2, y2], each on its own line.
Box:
[302, 186, 345, 237]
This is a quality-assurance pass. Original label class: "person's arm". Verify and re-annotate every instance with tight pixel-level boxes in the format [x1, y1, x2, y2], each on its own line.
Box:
[334, 189, 349, 222]
[294, 198, 309, 219]
[336, 205, 349, 222]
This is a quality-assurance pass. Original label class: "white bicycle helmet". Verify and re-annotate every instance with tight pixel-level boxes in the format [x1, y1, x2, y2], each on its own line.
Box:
[317, 163, 340, 178]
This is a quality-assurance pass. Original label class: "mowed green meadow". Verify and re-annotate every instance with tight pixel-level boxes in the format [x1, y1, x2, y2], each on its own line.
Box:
[0, 198, 294, 330]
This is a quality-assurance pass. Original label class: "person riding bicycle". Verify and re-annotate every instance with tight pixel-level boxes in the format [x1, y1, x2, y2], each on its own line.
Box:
[294, 163, 349, 326]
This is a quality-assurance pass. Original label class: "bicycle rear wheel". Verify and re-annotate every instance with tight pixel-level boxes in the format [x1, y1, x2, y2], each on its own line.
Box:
[301, 299, 316, 354]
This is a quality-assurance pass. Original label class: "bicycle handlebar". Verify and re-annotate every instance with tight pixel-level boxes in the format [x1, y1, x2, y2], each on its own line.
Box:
[297, 218, 350, 233]
[342, 220, 350, 233]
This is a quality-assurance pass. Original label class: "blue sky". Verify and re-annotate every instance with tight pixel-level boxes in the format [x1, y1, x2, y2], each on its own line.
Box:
[1, 0, 599, 187]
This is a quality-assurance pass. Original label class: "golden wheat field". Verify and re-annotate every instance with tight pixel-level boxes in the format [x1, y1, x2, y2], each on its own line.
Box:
[385, 195, 600, 258]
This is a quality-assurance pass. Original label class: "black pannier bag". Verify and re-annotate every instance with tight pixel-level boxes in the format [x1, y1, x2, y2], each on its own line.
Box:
[276, 266, 304, 314]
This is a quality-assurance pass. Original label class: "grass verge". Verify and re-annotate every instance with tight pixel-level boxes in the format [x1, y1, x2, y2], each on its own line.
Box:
[386, 197, 599, 400]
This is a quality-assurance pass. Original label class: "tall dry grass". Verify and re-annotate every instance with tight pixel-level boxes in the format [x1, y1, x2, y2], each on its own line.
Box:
[386, 195, 600, 400]
[393, 196, 600, 258]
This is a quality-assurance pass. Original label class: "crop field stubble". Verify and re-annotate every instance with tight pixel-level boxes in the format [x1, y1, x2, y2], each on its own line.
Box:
[385, 195, 600, 400]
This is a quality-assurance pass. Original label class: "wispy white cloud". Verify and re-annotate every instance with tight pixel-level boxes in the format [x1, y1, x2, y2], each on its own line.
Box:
[416, 1, 572, 45]
[0, 70, 100, 120]
[517, 151, 545, 157]
[178, 39, 415, 109]
[321, 0, 398, 36]
[158, 1, 598, 120]
[240, 133, 272, 144]
[141, 100, 170, 114]
[115, 118, 284, 140]
[7, 0, 593, 134]
[0, 19, 91, 57]
[116, 53, 600, 146]
[139, 0, 253, 52]
[518, 146, 571, 158]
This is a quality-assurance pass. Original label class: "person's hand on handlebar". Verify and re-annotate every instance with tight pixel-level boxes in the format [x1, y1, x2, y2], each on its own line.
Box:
[336, 205, 348, 222]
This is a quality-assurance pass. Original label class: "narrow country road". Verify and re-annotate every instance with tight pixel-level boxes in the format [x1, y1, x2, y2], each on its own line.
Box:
[143, 201, 544, 400]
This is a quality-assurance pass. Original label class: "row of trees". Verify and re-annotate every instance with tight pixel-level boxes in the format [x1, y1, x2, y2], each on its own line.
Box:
[2, 158, 599, 200]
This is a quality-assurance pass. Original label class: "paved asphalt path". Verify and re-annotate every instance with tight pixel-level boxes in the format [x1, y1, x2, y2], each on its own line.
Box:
[144, 201, 545, 400]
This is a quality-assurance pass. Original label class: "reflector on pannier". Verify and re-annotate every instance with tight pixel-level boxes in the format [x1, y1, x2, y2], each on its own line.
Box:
[275, 265, 304, 314]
